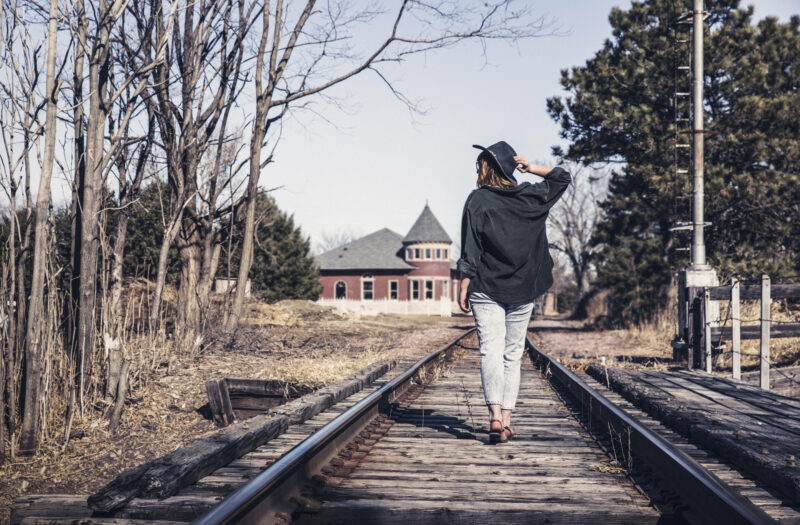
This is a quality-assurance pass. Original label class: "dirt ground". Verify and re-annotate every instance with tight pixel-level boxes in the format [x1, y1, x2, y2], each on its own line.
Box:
[0, 301, 468, 524]
[530, 317, 675, 371]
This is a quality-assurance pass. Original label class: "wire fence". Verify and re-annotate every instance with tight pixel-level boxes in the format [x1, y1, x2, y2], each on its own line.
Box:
[693, 276, 800, 391]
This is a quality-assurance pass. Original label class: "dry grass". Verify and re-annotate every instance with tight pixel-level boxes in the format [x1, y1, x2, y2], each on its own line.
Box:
[712, 299, 800, 371]
[261, 349, 385, 387]
[610, 313, 675, 367]
[610, 300, 800, 372]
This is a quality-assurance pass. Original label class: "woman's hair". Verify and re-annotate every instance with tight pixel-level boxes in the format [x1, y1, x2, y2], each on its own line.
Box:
[477, 156, 515, 189]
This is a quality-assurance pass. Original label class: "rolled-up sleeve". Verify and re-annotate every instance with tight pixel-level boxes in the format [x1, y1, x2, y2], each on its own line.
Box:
[542, 167, 572, 208]
[456, 195, 480, 278]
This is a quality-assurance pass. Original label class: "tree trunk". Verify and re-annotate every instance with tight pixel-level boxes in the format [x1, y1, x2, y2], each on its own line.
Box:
[68, 0, 87, 375]
[226, 166, 259, 330]
[4, 187, 18, 461]
[107, 359, 130, 434]
[149, 210, 181, 328]
[18, 0, 59, 454]
[225, 0, 272, 331]
[0, 338, 5, 463]
[176, 209, 201, 353]
[76, 0, 113, 409]
[103, 209, 129, 409]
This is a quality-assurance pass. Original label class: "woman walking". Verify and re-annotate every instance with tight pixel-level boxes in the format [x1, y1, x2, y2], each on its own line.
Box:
[457, 141, 571, 443]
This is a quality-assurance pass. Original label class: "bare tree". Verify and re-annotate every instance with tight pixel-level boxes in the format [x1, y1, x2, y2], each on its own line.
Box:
[0, 0, 46, 458]
[129, 0, 250, 353]
[314, 228, 363, 255]
[18, 0, 60, 455]
[69, 0, 178, 412]
[226, 0, 555, 330]
[548, 160, 609, 317]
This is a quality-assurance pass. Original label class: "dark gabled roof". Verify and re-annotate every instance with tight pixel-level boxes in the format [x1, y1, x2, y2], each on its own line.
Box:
[315, 228, 416, 271]
[403, 204, 452, 244]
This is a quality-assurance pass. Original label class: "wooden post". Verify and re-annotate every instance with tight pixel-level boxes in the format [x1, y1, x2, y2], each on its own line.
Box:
[675, 272, 688, 361]
[690, 288, 703, 369]
[205, 379, 235, 426]
[704, 288, 712, 373]
[760, 275, 771, 390]
[731, 278, 741, 380]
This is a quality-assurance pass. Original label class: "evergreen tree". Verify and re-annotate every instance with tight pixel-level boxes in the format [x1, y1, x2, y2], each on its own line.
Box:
[219, 193, 321, 303]
[548, 0, 800, 325]
[123, 179, 180, 283]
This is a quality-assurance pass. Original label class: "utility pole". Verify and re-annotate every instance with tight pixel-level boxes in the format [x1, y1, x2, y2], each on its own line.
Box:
[673, 0, 718, 366]
[690, 0, 708, 269]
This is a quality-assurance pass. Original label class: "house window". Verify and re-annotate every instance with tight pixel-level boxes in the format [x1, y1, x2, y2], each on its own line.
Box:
[389, 280, 398, 300]
[362, 274, 374, 300]
[335, 281, 347, 299]
[414, 248, 420, 259]
[411, 280, 420, 300]
[406, 249, 412, 260]
[444, 249, 448, 259]
[425, 280, 433, 299]
[436, 248, 441, 259]
[425, 248, 431, 259]
[443, 280, 448, 298]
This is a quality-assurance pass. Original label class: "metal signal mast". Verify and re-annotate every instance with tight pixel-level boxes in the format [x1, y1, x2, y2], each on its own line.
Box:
[673, 0, 718, 366]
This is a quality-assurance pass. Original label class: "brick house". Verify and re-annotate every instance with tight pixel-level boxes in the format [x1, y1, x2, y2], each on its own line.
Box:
[316, 205, 462, 316]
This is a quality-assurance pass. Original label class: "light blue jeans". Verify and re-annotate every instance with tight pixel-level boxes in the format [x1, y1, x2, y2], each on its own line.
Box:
[470, 292, 534, 410]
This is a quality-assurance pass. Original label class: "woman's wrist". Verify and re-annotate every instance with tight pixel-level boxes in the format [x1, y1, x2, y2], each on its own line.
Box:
[527, 164, 551, 176]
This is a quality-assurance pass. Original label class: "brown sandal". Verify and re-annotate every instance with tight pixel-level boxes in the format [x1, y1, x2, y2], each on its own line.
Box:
[489, 419, 503, 443]
[503, 426, 515, 441]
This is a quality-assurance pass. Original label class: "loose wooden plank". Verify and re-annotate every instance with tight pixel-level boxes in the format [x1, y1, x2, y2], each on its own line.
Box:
[565, 367, 800, 522]
[10, 495, 90, 525]
[87, 414, 288, 513]
[114, 495, 222, 521]
[587, 364, 800, 506]
[224, 378, 317, 397]
[204, 379, 233, 427]
[85, 359, 396, 514]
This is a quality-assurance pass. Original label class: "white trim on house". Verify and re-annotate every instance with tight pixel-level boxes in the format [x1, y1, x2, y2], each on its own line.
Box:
[318, 298, 453, 317]
[410, 279, 420, 300]
[404, 242, 451, 261]
[361, 274, 374, 300]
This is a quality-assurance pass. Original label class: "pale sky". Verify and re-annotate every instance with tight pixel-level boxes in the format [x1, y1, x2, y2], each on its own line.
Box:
[12, 1, 798, 255]
[258, 0, 798, 253]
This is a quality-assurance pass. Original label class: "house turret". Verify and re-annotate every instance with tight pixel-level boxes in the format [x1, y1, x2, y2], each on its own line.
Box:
[401, 204, 452, 264]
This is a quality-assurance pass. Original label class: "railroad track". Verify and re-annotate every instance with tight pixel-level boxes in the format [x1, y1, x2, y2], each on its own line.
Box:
[187, 328, 781, 525]
[14, 326, 795, 524]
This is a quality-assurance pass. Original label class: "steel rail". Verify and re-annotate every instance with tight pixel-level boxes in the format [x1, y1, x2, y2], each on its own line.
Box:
[192, 327, 476, 525]
[525, 335, 776, 525]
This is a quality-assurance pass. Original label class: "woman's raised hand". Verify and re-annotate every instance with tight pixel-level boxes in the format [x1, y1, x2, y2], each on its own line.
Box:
[513, 155, 530, 173]
[513, 156, 552, 177]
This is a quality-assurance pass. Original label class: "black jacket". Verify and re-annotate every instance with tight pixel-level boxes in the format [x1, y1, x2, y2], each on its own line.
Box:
[457, 167, 571, 305]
